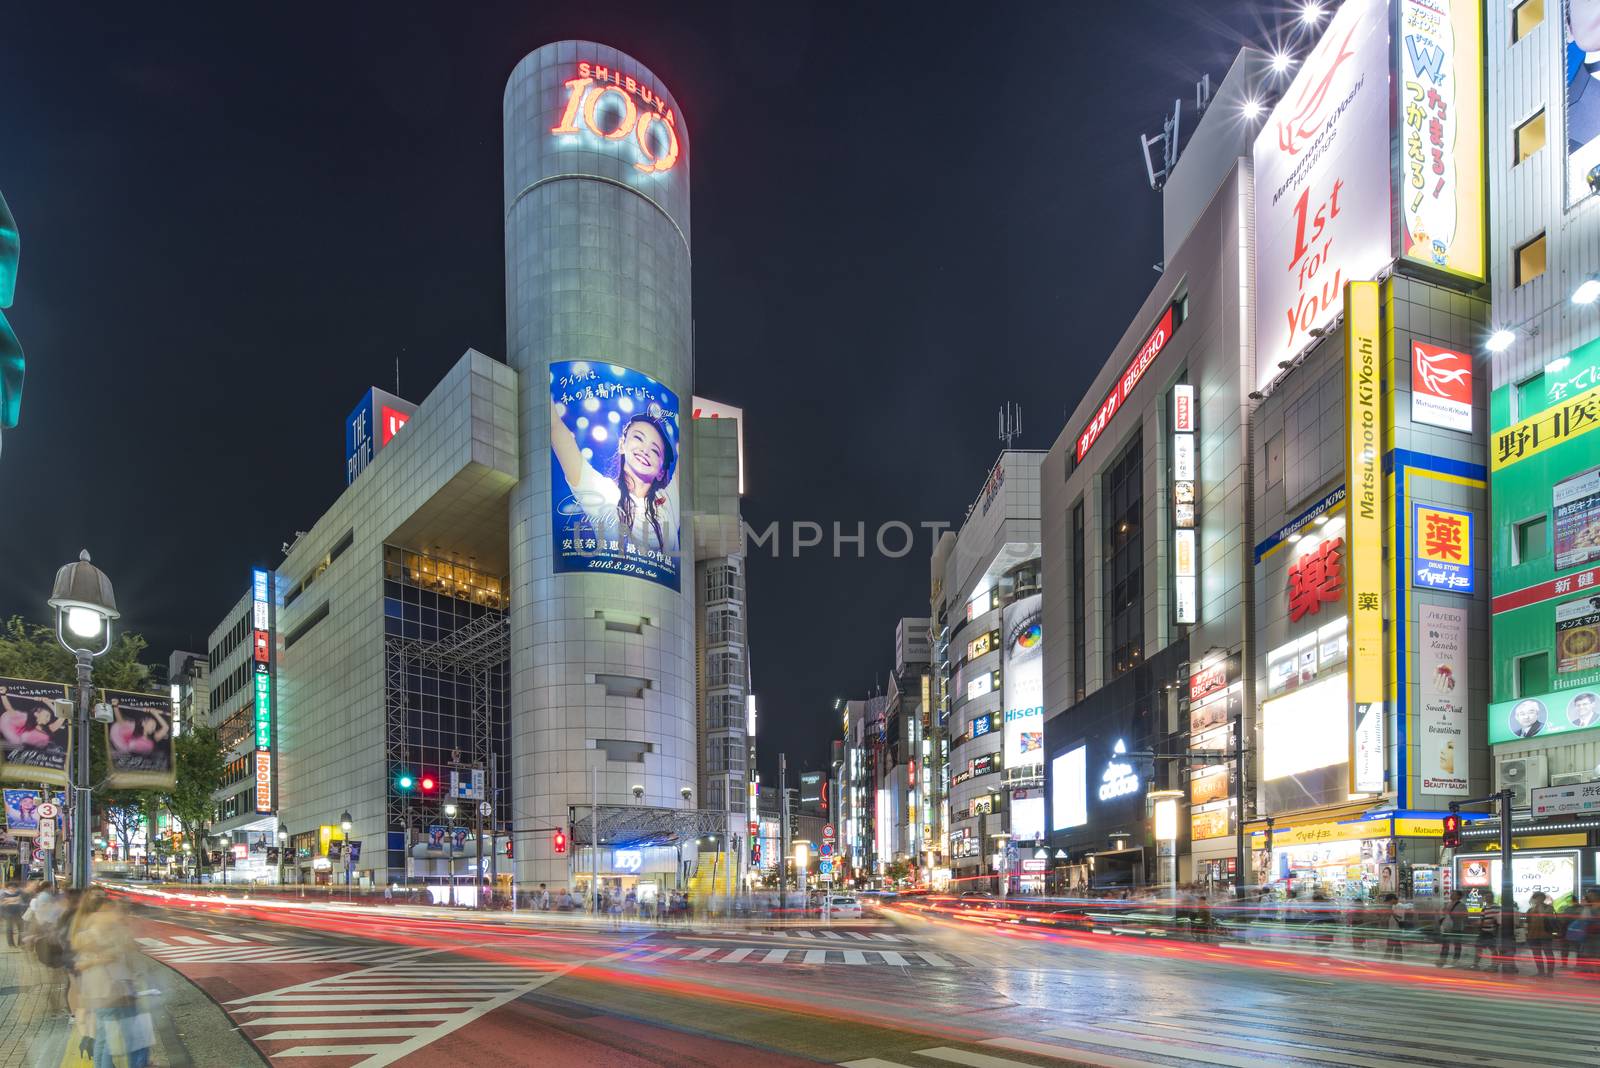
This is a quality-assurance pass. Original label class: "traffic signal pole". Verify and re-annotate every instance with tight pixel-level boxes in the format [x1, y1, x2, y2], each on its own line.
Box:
[1446, 790, 1519, 972]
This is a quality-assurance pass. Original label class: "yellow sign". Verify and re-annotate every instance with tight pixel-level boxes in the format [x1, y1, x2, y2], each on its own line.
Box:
[1491, 382, 1600, 471]
[1251, 817, 1393, 848]
[1396, 0, 1485, 282]
[1393, 818, 1446, 838]
[1346, 281, 1384, 793]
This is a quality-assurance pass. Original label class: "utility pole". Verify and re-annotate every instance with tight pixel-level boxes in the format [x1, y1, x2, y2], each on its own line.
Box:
[474, 771, 486, 911]
[488, 761, 499, 907]
[778, 753, 790, 911]
[1497, 788, 1516, 972]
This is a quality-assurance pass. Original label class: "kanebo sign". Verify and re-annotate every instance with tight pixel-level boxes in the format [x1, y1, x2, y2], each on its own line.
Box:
[1099, 739, 1141, 801]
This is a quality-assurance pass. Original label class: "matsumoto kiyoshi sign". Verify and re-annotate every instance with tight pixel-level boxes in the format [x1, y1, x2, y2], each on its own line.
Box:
[1412, 504, 1474, 593]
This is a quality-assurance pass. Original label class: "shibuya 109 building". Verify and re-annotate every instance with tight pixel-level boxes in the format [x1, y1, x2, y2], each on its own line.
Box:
[199, 43, 753, 902]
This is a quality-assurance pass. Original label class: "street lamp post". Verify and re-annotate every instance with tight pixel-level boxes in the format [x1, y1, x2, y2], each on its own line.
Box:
[341, 811, 353, 901]
[443, 803, 457, 906]
[49, 550, 119, 891]
[1151, 789, 1183, 910]
[216, 835, 228, 886]
[277, 828, 288, 887]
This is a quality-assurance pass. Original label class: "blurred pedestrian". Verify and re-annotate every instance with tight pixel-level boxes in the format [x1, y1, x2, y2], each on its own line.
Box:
[1526, 891, 1556, 977]
[1382, 893, 1410, 960]
[71, 891, 154, 1068]
[1558, 897, 1583, 968]
[1, 880, 22, 947]
[1578, 888, 1600, 974]
[538, 883, 551, 910]
[1436, 890, 1467, 966]
[23, 883, 68, 1012]
[1472, 893, 1501, 970]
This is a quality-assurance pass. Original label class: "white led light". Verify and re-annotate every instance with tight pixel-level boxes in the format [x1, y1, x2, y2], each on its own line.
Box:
[1485, 329, 1515, 353]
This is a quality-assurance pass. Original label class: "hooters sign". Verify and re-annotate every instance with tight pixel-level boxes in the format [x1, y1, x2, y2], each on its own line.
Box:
[552, 62, 681, 174]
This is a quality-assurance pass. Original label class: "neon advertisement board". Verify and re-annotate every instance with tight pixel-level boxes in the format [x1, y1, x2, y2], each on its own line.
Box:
[552, 62, 681, 175]
[251, 567, 275, 814]
[1412, 504, 1474, 593]
[1075, 304, 1180, 463]
[550, 360, 681, 590]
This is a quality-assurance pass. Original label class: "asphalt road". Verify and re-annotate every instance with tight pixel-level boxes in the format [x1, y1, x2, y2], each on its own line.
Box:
[123, 895, 1600, 1067]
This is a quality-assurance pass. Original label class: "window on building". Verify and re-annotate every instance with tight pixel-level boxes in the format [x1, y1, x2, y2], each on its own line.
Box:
[1265, 430, 1285, 490]
[706, 651, 743, 690]
[1513, 0, 1543, 42]
[1071, 499, 1086, 704]
[705, 694, 741, 731]
[705, 562, 744, 604]
[1516, 651, 1551, 698]
[706, 607, 744, 646]
[1516, 233, 1547, 286]
[1514, 373, 1545, 421]
[1513, 515, 1549, 565]
[1515, 110, 1546, 163]
[1102, 433, 1144, 680]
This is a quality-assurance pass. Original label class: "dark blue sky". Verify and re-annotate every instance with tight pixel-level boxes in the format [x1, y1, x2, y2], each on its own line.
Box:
[0, 1, 1271, 781]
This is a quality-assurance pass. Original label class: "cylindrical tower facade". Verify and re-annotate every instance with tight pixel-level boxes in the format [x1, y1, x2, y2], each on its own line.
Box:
[503, 41, 694, 889]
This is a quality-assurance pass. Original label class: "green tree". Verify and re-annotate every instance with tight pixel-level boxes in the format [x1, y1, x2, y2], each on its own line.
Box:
[0, 614, 153, 692]
[166, 723, 225, 881]
[884, 859, 912, 886]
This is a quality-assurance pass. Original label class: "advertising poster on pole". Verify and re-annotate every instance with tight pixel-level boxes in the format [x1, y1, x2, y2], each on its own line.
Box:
[549, 360, 681, 590]
[0, 678, 70, 787]
[1418, 604, 1468, 795]
[102, 690, 176, 790]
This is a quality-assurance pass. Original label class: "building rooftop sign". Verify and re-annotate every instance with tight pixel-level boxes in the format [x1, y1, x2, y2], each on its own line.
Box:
[1075, 303, 1181, 464]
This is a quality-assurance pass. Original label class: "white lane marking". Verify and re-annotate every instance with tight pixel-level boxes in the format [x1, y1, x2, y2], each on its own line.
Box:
[795, 930, 816, 939]
[718, 947, 754, 963]
[638, 947, 682, 962]
[269, 1045, 399, 1058]
[171, 935, 211, 945]
[803, 950, 828, 965]
[917, 1048, 1050, 1068]
[842, 950, 867, 965]
[762, 948, 790, 964]
[238, 1014, 461, 1025]
[845, 931, 871, 941]
[208, 933, 251, 943]
[867, 933, 903, 942]
[254, 1027, 434, 1041]
[1031, 1027, 1301, 1068]
[817, 931, 845, 941]
[136, 938, 169, 948]
[231, 993, 489, 1004]
[682, 948, 714, 961]
[985, 1037, 1180, 1068]
[878, 950, 910, 966]
[839, 1060, 915, 1068]
[916, 952, 951, 968]
[235, 1004, 481, 1014]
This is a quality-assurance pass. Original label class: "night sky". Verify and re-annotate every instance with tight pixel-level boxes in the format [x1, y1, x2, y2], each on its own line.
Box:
[2, 1, 1270, 784]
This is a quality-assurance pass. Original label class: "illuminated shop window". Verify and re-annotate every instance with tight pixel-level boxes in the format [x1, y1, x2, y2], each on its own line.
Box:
[1515, 233, 1547, 286]
[1515, 111, 1546, 164]
[1513, 0, 1543, 43]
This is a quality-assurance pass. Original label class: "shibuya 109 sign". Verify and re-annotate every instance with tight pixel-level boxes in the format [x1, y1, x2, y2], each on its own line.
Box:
[552, 62, 681, 174]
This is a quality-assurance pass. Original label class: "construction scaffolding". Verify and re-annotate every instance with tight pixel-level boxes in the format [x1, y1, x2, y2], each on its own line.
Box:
[567, 804, 728, 848]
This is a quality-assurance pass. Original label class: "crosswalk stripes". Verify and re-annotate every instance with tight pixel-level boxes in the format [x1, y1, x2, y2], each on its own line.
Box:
[139, 934, 420, 967]
[225, 953, 563, 1065]
[617, 943, 965, 968]
[701, 927, 909, 942]
[835, 983, 1600, 1068]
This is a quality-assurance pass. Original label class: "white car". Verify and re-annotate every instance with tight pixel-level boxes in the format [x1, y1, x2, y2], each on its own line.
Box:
[822, 894, 863, 920]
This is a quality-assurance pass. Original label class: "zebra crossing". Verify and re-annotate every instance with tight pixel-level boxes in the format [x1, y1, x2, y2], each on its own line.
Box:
[704, 927, 910, 943]
[137, 932, 416, 966]
[618, 943, 968, 968]
[223, 954, 563, 1066]
[836, 984, 1600, 1067]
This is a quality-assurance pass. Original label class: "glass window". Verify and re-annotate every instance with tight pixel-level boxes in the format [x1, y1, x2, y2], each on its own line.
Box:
[1514, 515, 1549, 564]
[1515, 110, 1546, 163]
[1516, 233, 1547, 286]
[1103, 433, 1145, 680]
[1517, 652, 1551, 697]
[1513, 0, 1543, 43]
[1514, 374, 1544, 421]
[1265, 430, 1285, 489]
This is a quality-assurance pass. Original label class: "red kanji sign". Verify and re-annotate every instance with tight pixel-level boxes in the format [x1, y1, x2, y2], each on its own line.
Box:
[1421, 511, 1465, 562]
[1288, 536, 1344, 622]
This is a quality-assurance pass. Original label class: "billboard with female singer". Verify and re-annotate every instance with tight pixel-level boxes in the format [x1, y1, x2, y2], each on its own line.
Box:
[550, 360, 681, 590]
[103, 690, 176, 790]
[0, 678, 70, 787]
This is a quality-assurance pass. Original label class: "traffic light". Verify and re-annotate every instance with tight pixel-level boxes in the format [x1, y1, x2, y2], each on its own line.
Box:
[1442, 809, 1462, 850]
[420, 774, 437, 793]
[397, 772, 415, 792]
[504, 838, 514, 859]
[552, 829, 567, 855]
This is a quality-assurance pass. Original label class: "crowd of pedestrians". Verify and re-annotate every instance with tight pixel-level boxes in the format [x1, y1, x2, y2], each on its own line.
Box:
[2, 880, 159, 1067]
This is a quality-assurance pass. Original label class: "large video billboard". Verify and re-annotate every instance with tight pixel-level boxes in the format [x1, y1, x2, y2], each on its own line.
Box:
[1002, 593, 1044, 770]
[1254, 0, 1392, 385]
[550, 361, 681, 590]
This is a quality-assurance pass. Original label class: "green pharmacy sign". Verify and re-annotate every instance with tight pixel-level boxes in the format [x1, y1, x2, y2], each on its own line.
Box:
[0, 190, 22, 451]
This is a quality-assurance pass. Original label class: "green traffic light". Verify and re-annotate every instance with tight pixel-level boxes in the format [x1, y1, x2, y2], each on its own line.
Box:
[398, 774, 414, 790]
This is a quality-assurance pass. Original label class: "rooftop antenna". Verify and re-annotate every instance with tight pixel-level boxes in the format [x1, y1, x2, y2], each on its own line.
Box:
[998, 402, 1022, 449]
[1139, 75, 1211, 192]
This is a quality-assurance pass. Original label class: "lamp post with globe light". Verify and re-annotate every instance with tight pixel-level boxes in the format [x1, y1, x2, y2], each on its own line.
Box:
[48, 550, 119, 890]
[277, 827, 288, 886]
[341, 811, 353, 899]
[444, 802, 458, 906]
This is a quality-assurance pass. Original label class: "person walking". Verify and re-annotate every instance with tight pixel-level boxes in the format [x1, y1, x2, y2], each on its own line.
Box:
[1383, 893, 1410, 960]
[1526, 891, 1556, 977]
[1, 881, 22, 948]
[1436, 890, 1467, 965]
[1578, 888, 1600, 974]
[1558, 897, 1583, 969]
[1472, 893, 1502, 971]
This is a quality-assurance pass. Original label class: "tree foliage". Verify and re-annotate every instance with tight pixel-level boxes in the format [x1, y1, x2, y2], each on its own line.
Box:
[166, 722, 225, 850]
[0, 614, 153, 692]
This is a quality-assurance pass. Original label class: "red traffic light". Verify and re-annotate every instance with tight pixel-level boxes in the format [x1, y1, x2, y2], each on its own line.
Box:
[1442, 812, 1462, 849]
[552, 830, 568, 855]
[420, 775, 436, 792]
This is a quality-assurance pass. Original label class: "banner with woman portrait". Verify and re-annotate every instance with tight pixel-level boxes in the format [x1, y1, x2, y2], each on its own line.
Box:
[0, 677, 70, 786]
[102, 689, 175, 790]
[550, 360, 681, 590]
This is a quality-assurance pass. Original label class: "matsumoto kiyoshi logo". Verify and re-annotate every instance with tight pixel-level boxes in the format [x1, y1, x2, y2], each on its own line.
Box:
[1277, 18, 1359, 156]
[552, 61, 681, 174]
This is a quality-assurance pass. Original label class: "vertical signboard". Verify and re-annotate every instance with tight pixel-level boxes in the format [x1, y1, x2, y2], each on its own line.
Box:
[0, 679, 70, 787]
[346, 387, 416, 485]
[1395, 0, 1486, 281]
[1172, 383, 1198, 623]
[1253, 0, 1393, 385]
[1412, 504, 1475, 593]
[252, 568, 275, 814]
[1418, 604, 1468, 795]
[102, 690, 175, 790]
[1001, 593, 1044, 771]
[1410, 342, 1474, 432]
[1346, 281, 1385, 793]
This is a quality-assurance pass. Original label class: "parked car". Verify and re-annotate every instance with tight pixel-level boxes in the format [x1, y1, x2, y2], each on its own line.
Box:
[822, 894, 863, 920]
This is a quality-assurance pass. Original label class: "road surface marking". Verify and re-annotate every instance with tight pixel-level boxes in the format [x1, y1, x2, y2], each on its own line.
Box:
[269, 1044, 400, 1058]
[817, 931, 844, 941]
[985, 1037, 1185, 1068]
[762, 948, 790, 963]
[718, 947, 754, 963]
[237, 1003, 487, 1013]
[839, 1060, 914, 1068]
[844, 931, 871, 941]
[171, 935, 211, 945]
[842, 950, 867, 965]
[253, 1027, 435, 1041]
[638, 947, 682, 962]
[208, 933, 251, 943]
[1033, 1027, 1297, 1068]
[803, 950, 828, 964]
[878, 950, 910, 966]
[916, 952, 951, 967]
[867, 933, 904, 942]
[682, 947, 714, 961]
[136, 938, 168, 948]
[917, 1048, 1053, 1068]
[1199, 1005, 1594, 1063]
[236, 1014, 461, 1025]
[795, 930, 816, 939]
